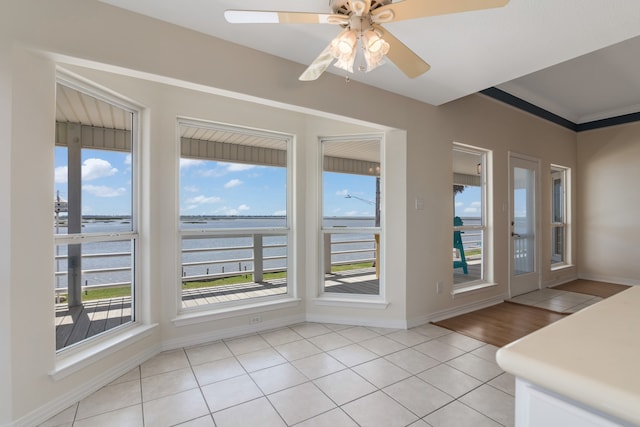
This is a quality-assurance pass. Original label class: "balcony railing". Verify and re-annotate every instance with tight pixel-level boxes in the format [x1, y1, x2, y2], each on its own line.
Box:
[54, 232, 376, 296]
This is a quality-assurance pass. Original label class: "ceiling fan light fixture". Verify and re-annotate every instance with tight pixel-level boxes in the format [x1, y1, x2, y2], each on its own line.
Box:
[330, 30, 357, 56]
[333, 48, 357, 72]
[362, 29, 389, 54]
[362, 29, 390, 71]
[330, 30, 357, 72]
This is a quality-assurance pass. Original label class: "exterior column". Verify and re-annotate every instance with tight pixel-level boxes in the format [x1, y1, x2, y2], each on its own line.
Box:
[67, 124, 83, 307]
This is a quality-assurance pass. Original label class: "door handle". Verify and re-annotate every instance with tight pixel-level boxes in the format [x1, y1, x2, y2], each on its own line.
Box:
[511, 232, 521, 238]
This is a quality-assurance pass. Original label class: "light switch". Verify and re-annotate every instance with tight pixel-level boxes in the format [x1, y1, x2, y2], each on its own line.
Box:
[415, 197, 425, 210]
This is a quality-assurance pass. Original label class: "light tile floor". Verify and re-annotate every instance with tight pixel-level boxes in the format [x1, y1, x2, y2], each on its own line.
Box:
[509, 288, 603, 313]
[40, 323, 515, 427]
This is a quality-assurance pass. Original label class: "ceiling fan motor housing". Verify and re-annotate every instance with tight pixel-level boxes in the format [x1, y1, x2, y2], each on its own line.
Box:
[330, 0, 392, 16]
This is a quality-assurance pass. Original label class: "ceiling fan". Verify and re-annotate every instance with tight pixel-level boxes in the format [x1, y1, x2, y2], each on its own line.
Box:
[225, 0, 509, 81]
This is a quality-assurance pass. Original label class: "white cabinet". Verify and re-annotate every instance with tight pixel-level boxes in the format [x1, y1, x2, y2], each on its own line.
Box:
[515, 379, 633, 427]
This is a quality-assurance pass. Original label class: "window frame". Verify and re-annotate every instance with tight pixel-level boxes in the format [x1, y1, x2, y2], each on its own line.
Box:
[550, 164, 571, 269]
[176, 118, 295, 314]
[53, 72, 141, 354]
[452, 143, 492, 293]
[318, 134, 385, 302]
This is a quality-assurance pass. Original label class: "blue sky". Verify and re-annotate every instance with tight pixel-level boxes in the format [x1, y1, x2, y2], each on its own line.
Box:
[454, 186, 482, 219]
[54, 148, 377, 217]
[54, 147, 132, 216]
[54, 147, 484, 219]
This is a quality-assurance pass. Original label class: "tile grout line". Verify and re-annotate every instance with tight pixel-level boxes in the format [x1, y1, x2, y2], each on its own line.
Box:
[62, 323, 512, 427]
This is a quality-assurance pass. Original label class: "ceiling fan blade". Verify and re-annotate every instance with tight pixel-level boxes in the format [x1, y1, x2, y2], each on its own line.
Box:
[224, 10, 347, 25]
[373, 0, 509, 23]
[299, 44, 335, 81]
[376, 26, 430, 78]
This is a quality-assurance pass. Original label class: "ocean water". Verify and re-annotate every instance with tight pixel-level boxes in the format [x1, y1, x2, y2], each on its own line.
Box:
[54, 217, 378, 289]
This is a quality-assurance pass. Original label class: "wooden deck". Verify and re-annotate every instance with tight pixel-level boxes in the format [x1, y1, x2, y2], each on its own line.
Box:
[454, 260, 482, 284]
[56, 268, 378, 349]
[182, 279, 288, 307]
[324, 268, 379, 294]
[56, 297, 132, 350]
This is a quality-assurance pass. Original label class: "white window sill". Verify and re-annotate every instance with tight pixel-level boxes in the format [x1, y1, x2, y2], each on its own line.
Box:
[313, 295, 389, 309]
[51, 323, 158, 381]
[172, 297, 301, 327]
[452, 282, 498, 298]
[551, 264, 574, 272]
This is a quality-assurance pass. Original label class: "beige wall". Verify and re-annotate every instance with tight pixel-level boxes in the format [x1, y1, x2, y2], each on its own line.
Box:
[2, 0, 583, 424]
[577, 122, 640, 285]
[0, 32, 14, 426]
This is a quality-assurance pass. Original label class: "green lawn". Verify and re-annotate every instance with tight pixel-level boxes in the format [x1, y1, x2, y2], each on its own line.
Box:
[59, 262, 375, 302]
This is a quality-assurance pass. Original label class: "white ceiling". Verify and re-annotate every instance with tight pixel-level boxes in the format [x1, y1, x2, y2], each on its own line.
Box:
[100, 0, 640, 125]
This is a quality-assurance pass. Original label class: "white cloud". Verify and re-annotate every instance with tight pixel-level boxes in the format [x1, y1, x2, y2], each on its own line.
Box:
[124, 154, 132, 165]
[180, 158, 205, 169]
[217, 204, 251, 215]
[336, 189, 349, 197]
[183, 185, 199, 193]
[54, 158, 119, 184]
[82, 185, 127, 198]
[186, 195, 222, 205]
[471, 201, 482, 207]
[464, 207, 479, 214]
[273, 210, 287, 216]
[224, 163, 255, 172]
[455, 201, 464, 208]
[345, 210, 359, 216]
[224, 179, 243, 189]
[55, 166, 68, 183]
[197, 168, 223, 178]
[82, 158, 118, 181]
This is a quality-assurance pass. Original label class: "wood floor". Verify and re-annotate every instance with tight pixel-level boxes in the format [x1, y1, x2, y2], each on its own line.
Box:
[434, 280, 631, 348]
[553, 279, 630, 298]
[433, 302, 568, 348]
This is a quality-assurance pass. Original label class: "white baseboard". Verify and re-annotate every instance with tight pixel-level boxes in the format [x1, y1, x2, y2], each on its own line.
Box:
[410, 293, 508, 326]
[577, 274, 640, 287]
[161, 313, 306, 351]
[305, 313, 408, 330]
[544, 275, 579, 288]
[13, 345, 160, 427]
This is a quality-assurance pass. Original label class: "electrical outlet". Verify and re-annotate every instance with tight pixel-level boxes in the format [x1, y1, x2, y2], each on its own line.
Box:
[250, 315, 262, 325]
[436, 280, 443, 294]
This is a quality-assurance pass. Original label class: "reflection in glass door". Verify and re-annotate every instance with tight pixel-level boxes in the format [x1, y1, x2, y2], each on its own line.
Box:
[509, 154, 540, 297]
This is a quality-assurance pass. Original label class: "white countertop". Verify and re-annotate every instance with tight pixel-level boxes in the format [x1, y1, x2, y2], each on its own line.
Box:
[496, 286, 640, 426]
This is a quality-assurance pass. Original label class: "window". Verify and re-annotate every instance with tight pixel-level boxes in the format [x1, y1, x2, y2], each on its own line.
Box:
[321, 136, 382, 297]
[452, 144, 489, 289]
[178, 119, 292, 310]
[551, 165, 570, 268]
[54, 80, 138, 351]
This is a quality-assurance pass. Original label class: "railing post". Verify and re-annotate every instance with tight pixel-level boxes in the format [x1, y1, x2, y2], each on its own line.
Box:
[253, 234, 263, 283]
[67, 124, 83, 308]
[324, 233, 332, 274]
